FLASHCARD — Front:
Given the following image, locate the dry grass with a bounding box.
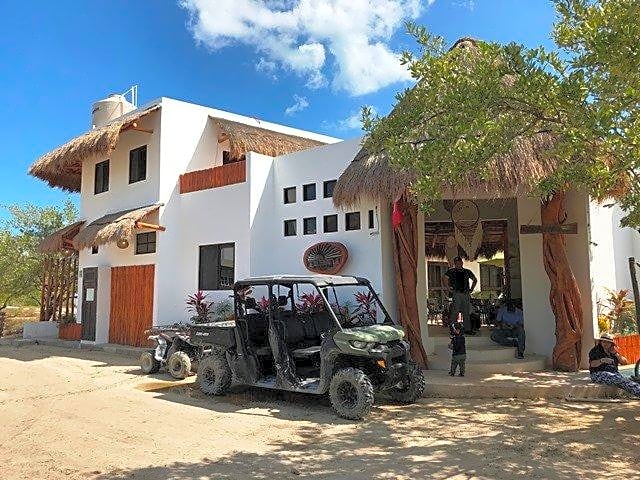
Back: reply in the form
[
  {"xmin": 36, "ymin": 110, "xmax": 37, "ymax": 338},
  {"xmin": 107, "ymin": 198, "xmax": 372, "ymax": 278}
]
[
  {"xmin": 1, "ymin": 306, "xmax": 39, "ymax": 337},
  {"xmin": 214, "ymin": 117, "xmax": 326, "ymax": 160},
  {"xmin": 72, "ymin": 204, "xmax": 160, "ymax": 250},
  {"xmin": 28, "ymin": 106, "xmax": 159, "ymax": 192}
]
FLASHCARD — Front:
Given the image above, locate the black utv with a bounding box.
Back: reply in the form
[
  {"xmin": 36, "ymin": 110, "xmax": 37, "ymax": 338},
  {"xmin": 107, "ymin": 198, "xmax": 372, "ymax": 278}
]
[{"xmin": 190, "ymin": 275, "xmax": 425, "ymax": 420}]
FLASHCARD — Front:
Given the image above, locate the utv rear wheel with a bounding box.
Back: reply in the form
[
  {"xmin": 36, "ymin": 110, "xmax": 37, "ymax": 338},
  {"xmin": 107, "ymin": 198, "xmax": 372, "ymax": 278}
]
[
  {"xmin": 197, "ymin": 354, "xmax": 232, "ymax": 395},
  {"xmin": 140, "ymin": 350, "xmax": 160, "ymax": 374},
  {"xmin": 329, "ymin": 368, "xmax": 374, "ymax": 420},
  {"xmin": 388, "ymin": 362, "xmax": 425, "ymax": 404},
  {"xmin": 168, "ymin": 351, "xmax": 191, "ymax": 379}
]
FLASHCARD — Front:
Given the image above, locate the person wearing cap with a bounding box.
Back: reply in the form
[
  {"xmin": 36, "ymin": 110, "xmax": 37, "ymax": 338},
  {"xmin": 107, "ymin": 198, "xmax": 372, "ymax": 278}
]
[
  {"xmin": 445, "ymin": 257, "xmax": 478, "ymax": 334},
  {"xmin": 589, "ymin": 333, "xmax": 640, "ymax": 397}
]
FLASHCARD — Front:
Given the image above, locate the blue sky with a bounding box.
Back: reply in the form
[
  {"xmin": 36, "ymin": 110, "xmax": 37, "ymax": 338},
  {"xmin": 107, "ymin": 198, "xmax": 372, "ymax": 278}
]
[{"xmin": 0, "ymin": 0, "xmax": 556, "ymax": 219}]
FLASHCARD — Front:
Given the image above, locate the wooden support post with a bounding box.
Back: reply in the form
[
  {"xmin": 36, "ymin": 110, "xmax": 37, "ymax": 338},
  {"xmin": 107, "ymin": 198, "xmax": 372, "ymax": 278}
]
[
  {"xmin": 628, "ymin": 257, "xmax": 640, "ymax": 334},
  {"xmin": 134, "ymin": 221, "xmax": 166, "ymax": 232},
  {"xmin": 540, "ymin": 192, "xmax": 583, "ymax": 371}
]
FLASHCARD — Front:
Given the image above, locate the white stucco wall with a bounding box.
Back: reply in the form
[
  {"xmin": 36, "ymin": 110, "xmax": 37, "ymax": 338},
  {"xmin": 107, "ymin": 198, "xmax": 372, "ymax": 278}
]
[{"xmin": 248, "ymin": 138, "xmax": 386, "ymax": 293}]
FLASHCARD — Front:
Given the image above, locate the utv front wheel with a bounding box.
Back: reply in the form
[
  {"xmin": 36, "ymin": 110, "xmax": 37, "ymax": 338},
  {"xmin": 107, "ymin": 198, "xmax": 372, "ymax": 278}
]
[
  {"xmin": 140, "ymin": 350, "xmax": 160, "ymax": 374},
  {"xmin": 329, "ymin": 368, "xmax": 374, "ymax": 420},
  {"xmin": 168, "ymin": 351, "xmax": 192, "ymax": 379},
  {"xmin": 197, "ymin": 354, "xmax": 232, "ymax": 395},
  {"xmin": 388, "ymin": 362, "xmax": 425, "ymax": 404}
]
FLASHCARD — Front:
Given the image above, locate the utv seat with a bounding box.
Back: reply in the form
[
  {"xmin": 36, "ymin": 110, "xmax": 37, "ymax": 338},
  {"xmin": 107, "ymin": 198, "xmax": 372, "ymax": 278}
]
[{"xmin": 291, "ymin": 345, "xmax": 321, "ymax": 359}]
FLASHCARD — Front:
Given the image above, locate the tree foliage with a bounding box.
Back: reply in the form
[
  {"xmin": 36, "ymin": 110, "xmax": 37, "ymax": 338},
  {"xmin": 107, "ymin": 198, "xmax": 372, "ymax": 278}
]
[
  {"xmin": 362, "ymin": 0, "xmax": 640, "ymax": 226},
  {"xmin": 0, "ymin": 200, "xmax": 77, "ymax": 310}
]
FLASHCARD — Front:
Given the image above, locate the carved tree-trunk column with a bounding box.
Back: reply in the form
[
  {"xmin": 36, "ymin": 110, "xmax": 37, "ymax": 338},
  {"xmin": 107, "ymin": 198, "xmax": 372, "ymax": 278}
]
[
  {"xmin": 392, "ymin": 195, "xmax": 429, "ymax": 367},
  {"xmin": 541, "ymin": 191, "xmax": 583, "ymax": 371}
]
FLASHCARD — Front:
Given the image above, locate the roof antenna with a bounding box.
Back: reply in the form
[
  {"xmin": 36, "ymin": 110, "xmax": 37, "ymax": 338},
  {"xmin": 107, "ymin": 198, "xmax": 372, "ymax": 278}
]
[{"xmin": 122, "ymin": 85, "xmax": 138, "ymax": 108}]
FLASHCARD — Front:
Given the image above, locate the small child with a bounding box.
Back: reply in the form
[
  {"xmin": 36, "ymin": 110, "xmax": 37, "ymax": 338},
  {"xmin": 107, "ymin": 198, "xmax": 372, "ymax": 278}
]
[{"xmin": 448, "ymin": 321, "xmax": 467, "ymax": 377}]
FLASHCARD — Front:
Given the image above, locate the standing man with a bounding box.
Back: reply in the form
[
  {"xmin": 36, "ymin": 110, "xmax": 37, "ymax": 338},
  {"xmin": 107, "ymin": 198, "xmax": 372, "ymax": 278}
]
[{"xmin": 445, "ymin": 256, "xmax": 478, "ymax": 334}]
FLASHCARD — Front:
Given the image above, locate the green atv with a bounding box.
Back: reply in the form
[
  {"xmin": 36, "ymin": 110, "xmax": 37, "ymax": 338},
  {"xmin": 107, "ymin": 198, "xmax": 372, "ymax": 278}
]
[{"xmin": 190, "ymin": 275, "xmax": 425, "ymax": 420}]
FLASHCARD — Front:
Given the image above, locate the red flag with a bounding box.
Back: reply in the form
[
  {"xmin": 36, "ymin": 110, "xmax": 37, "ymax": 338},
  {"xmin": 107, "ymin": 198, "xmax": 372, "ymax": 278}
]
[{"xmin": 392, "ymin": 200, "xmax": 404, "ymax": 228}]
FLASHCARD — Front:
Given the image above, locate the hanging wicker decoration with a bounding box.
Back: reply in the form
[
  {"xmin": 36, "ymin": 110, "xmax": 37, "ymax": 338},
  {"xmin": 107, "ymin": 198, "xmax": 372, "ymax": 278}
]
[
  {"xmin": 303, "ymin": 242, "xmax": 348, "ymax": 275},
  {"xmin": 445, "ymin": 235, "xmax": 459, "ymax": 265},
  {"xmin": 116, "ymin": 238, "xmax": 130, "ymax": 250},
  {"xmin": 451, "ymin": 200, "xmax": 483, "ymax": 260}
]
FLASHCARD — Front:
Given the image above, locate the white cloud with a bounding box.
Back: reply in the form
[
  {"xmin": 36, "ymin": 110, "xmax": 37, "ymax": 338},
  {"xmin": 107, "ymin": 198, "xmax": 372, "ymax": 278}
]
[
  {"xmin": 180, "ymin": 0, "xmax": 433, "ymax": 96},
  {"xmin": 453, "ymin": 0, "xmax": 474, "ymax": 10},
  {"xmin": 324, "ymin": 106, "xmax": 377, "ymax": 131},
  {"xmin": 256, "ymin": 57, "xmax": 278, "ymax": 80},
  {"xmin": 284, "ymin": 94, "xmax": 310, "ymax": 115}
]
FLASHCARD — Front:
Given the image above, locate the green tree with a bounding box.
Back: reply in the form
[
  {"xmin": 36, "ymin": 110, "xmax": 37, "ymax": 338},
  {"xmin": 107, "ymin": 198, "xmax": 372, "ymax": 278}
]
[
  {"xmin": 0, "ymin": 200, "xmax": 77, "ymax": 312},
  {"xmin": 362, "ymin": 0, "xmax": 639, "ymax": 371}
]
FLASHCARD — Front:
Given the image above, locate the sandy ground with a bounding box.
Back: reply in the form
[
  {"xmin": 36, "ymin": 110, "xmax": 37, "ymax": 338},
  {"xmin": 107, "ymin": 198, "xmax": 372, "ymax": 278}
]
[{"xmin": 0, "ymin": 345, "xmax": 638, "ymax": 480}]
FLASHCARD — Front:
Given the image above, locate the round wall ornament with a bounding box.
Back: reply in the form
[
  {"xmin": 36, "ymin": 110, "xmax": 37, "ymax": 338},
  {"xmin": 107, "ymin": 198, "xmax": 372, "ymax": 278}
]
[
  {"xmin": 451, "ymin": 199, "xmax": 479, "ymax": 228},
  {"xmin": 303, "ymin": 242, "xmax": 348, "ymax": 275}
]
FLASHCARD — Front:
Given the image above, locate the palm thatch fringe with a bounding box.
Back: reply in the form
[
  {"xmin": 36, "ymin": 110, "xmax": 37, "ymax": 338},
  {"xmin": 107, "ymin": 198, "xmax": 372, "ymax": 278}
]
[
  {"xmin": 29, "ymin": 106, "xmax": 160, "ymax": 192},
  {"xmin": 333, "ymin": 132, "xmax": 557, "ymax": 208},
  {"xmin": 213, "ymin": 117, "xmax": 327, "ymax": 159},
  {"xmin": 72, "ymin": 204, "xmax": 161, "ymax": 250},
  {"xmin": 38, "ymin": 221, "xmax": 85, "ymax": 253}
]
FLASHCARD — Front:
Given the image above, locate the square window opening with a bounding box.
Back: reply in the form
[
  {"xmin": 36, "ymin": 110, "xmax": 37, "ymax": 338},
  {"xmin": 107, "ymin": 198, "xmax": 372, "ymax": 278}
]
[
  {"xmin": 135, "ymin": 232, "xmax": 157, "ymax": 255},
  {"xmin": 284, "ymin": 187, "xmax": 297, "ymax": 204},
  {"xmin": 303, "ymin": 183, "xmax": 316, "ymax": 201},
  {"xmin": 303, "ymin": 217, "xmax": 317, "ymax": 235},
  {"xmin": 323, "ymin": 180, "xmax": 337, "ymax": 198},
  {"xmin": 199, "ymin": 243, "xmax": 235, "ymax": 290},
  {"xmin": 94, "ymin": 160, "xmax": 109, "ymax": 194},
  {"xmin": 323, "ymin": 214, "xmax": 338, "ymax": 233},
  {"xmin": 129, "ymin": 145, "xmax": 147, "ymax": 184},
  {"xmin": 284, "ymin": 219, "xmax": 297, "ymax": 237},
  {"xmin": 345, "ymin": 212, "xmax": 361, "ymax": 231}
]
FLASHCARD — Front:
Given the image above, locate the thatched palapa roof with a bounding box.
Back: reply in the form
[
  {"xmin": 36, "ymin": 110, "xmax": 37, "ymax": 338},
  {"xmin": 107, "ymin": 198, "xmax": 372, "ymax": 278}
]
[
  {"xmin": 213, "ymin": 117, "xmax": 326, "ymax": 159},
  {"xmin": 37, "ymin": 221, "xmax": 85, "ymax": 253},
  {"xmin": 72, "ymin": 204, "xmax": 161, "ymax": 250},
  {"xmin": 29, "ymin": 106, "xmax": 160, "ymax": 192},
  {"xmin": 333, "ymin": 133, "xmax": 558, "ymax": 208}
]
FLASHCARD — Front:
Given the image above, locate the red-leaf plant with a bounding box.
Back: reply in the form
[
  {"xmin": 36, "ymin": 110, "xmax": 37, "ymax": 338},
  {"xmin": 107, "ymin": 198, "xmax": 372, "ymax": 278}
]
[
  {"xmin": 186, "ymin": 291, "xmax": 213, "ymax": 323},
  {"xmin": 354, "ymin": 290, "xmax": 377, "ymax": 321},
  {"xmin": 296, "ymin": 292, "xmax": 325, "ymax": 315}
]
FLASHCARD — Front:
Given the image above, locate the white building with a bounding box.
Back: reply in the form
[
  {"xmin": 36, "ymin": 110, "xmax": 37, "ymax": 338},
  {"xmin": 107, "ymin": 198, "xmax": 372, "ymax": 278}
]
[{"xmin": 31, "ymin": 94, "xmax": 640, "ymax": 370}]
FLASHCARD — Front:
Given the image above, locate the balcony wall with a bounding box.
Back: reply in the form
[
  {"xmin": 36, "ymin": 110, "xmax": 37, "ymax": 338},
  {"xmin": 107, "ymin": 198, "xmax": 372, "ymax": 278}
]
[{"xmin": 179, "ymin": 160, "xmax": 246, "ymax": 194}]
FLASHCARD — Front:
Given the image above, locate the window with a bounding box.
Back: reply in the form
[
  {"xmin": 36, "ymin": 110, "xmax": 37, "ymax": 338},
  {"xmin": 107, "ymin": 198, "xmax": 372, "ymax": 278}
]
[
  {"xmin": 91, "ymin": 246, "xmax": 99, "ymax": 255},
  {"xmin": 303, "ymin": 183, "xmax": 316, "ymax": 201},
  {"xmin": 129, "ymin": 146, "xmax": 147, "ymax": 184},
  {"xmin": 135, "ymin": 232, "xmax": 156, "ymax": 254},
  {"xmin": 368, "ymin": 210, "xmax": 375, "ymax": 229},
  {"xmin": 94, "ymin": 160, "xmax": 109, "ymax": 194},
  {"xmin": 199, "ymin": 243, "xmax": 235, "ymax": 290},
  {"xmin": 303, "ymin": 217, "xmax": 317, "ymax": 235},
  {"xmin": 323, "ymin": 180, "xmax": 336, "ymax": 198},
  {"xmin": 284, "ymin": 219, "xmax": 297, "ymax": 237},
  {"xmin": 345, "ymin": 212, "xmax": 361, "ymax": 231},
  {"xmin": 283, "ymin": 187, "xmax": 297, "ymax": 204},
  {"xmin": 323, "ymin": 214, "xmax": 338, "ymax": 233}
]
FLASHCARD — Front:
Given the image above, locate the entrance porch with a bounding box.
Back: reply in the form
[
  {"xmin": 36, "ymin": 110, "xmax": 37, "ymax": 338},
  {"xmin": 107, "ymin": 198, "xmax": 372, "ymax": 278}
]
[{"xmin": 416, "ymin": 193, "xmax": 597, "ymax": 372}]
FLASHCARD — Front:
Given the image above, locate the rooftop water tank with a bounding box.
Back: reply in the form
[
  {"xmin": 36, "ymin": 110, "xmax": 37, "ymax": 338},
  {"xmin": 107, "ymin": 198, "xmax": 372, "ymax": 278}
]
[{"xmin": 91, "ymin": 94, "xmax": 136, "ymax": 129}]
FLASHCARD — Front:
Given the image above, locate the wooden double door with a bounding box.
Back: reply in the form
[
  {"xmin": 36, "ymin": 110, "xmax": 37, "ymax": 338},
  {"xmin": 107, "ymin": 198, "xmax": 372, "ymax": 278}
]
[{"xmin": 109, "ymin": 264, "xmax": 155, "ymax": 347}]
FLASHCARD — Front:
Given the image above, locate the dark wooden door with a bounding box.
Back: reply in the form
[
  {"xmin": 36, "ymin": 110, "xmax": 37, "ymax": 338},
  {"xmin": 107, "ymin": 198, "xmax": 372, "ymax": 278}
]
[
  {"xmin": 109, "ymin": 265, "xmax": 155, "ymax": 347},
  {"xmin": 81, "ymin": 267, "xmax": 98, "ymax": 341}
]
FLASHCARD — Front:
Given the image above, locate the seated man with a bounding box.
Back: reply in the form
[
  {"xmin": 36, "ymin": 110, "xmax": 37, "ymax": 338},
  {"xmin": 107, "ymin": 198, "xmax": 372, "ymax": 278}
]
[
  {"xmin": 490, "ymin": 301, "xmax": 526, "ymax": 359},
  {"xmin": 589, "ymin": 333, "xmax": 640, "ymax": 397}
]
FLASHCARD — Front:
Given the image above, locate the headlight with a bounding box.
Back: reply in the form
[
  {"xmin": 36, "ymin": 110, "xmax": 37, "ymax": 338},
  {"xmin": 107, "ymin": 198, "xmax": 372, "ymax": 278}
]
[{"xmin": 350, "ymin": 340, "xmax": 370, "ymax": 349}]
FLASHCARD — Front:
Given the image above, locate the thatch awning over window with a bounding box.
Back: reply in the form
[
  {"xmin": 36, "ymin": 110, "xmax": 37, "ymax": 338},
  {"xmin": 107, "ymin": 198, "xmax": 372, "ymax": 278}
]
[
  {"xmin": 73, "ymin": 204, "xmax": 162, "ymax": 250},
  {"xmin": 29, "ymin": 105, "xmax": 160, "ymax": 192},
  {"xmin": 333, "ymin": 133, "xmax": 558, "ymax": 208},
  {"xmin": 37, "ymin": 221, "xmax": 85, "ymax": 253},
  {"xmin": 213, "ymin": 117, "xmax": 327, "ymax": 160}
]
